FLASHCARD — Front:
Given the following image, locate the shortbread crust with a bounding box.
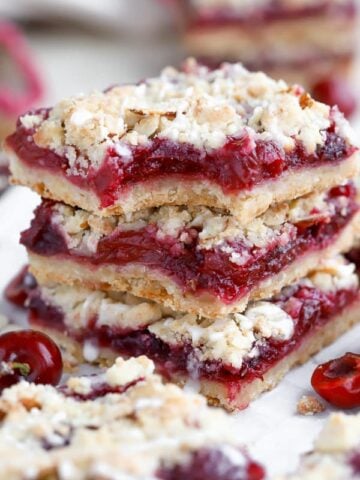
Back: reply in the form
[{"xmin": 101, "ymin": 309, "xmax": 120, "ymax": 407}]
[{"xmin": 9, "ymin": 149, "xmax": 360, "ymax": 222}]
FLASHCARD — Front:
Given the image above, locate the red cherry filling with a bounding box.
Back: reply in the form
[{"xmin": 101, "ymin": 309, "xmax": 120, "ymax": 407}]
[
  {"xmin": 6, "ymin": 112, "xmax": 355, "ymax": 209},
  {"xmin": 348, "ymin": 450, "xmax": 360, "ymax": 474},
  {"xmin": 28, "ymin": 277, "xmax": 358, "ymax": 406},
  {"xmin": 0, "ymin": 330, "xmax": 63, "ymax": 392},
  {"xmin": 4, "ymin": 266, "xmax": 37, "ymax": 307},
  {"xmin": 312, "ymin": 78, "xmax": 357, "ymax": 118},
  {"xmin": 158, "ymin": 448, "xmax": 265, "ymax": 480},
  {"xmin": 311, "ymin": 353, "xmax": 360, "ymax": 409},
  {"xmin": 20, "ymin": 185, "xmax": 358, "ymax": 304}
]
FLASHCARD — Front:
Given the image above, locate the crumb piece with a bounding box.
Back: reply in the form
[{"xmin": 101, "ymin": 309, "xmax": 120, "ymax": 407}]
[
  {"xmin": 105, "ymin": 356, "xmax": 154, "ymax": 386},
  {"xmin": 0, "ymin": 314, "xmax": 9, "ymax": 330},
  {"xmin": 297, "ymin": 395, "xmax": 325, "ymax": 416},
  {"xmin": 66, "ymin": 376, "xmax": 92, "ymax": 396}
]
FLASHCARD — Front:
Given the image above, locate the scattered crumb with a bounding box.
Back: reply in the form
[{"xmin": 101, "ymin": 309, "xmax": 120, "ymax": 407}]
[
  {"xmin": 0, "ymin": 314, "xmax": 9, "ymax": 330},
  {"xmin": 297, "ymin": 395, "xmax": 325, "ymax": 416},
  {"xmin": 98, "ymin": 357, "xmax": 115, "ymax": 369},
  {"xmin": 62, "ymin": 360, "xmax": 77, "ymax": 374}
]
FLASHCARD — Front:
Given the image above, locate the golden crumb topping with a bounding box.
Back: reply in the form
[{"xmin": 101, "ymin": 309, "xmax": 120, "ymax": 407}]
[
  {"xmin": 296, "ymin": 395, "xmax": 325, "ymax": 416},
  {"xmin": 51, "ymin": 188, "xmax": 341, "ymax": 259},
  {"xmin": 17, "ymin": 59, "xmax": 353, "ymax": 177}
]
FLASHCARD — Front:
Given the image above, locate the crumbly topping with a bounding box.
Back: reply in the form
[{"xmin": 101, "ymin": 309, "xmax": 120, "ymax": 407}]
[
  {"xmin": 40, "ymin": 284, "xmax": 296, "ymax": 370},
  {"xmin": 20, "ymin": 112, "xmax": 43, "ymax": 130},
  {"xmin": 149, "ymin": 302, "xmax": 294, "ymax": 369},
  {"xmin": 0, "ymin": 356, "xmax": 244, "ymax": 479},
  {"xmin": 305, "ymin": 256, "xmax": 359, "ymax": 293},
  {"xmin": 66, "ymin": 376, "xmax": 93, "ymax": 396},
  {"xmin": 279, "ymin": 412, "xmax": 360, "ymax": 479},
  {"xmin": 296, "ymin": 395, "xmax": 325, "ymax": 416},
  {"xmin": 18, "ymin": 59, "xmax": 349, "ymax": 176},
  {"xmin": 105, "ymin": 356, "xmax": 154, "ymax": 386},
  {"xmin": 51, "ymin": 188, "xmax": 338, "ymax": 260}
]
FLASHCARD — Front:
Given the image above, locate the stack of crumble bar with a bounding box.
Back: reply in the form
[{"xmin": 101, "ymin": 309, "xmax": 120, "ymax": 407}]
[
  {"xmin": 180, "ymin": 0, "xmax": 358, "ymax": 95},
  {"xmin": 5, "ymin": 59, "xmax": 360, "ymax": 410}
]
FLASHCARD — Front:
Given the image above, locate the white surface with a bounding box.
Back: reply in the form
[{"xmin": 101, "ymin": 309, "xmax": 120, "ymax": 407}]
[{"xmin": 0, "ymin": 25, "xmax": 360, "ymax": 478}]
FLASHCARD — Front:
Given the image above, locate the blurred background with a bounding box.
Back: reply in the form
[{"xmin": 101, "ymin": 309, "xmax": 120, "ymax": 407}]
[{"xmin": 0, "ymin": 0, "xmax": 183, "ymax": 101}]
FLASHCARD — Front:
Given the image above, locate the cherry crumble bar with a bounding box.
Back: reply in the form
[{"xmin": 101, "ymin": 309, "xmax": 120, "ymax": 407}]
[
  {"xmin": 21, "ymin": 184, "xmax": 359, "ymax": 318},
  {"xmin": 182, "ymin": 1, "xmax": 357, "ymax": 91},
  {"xmin": 0, "ymin": 355, "xmax": 265, "ymax": 479},
  {"xmin": 5, "ymin": 59, "xmax": 359, "ymax": 222},
  {"xmin": 278, "ymin": 413, "xmax": 360, "ymax": 479},
  {"xmin": 18, "ymin": 256, "xmax": 360, "ymax": 410}
]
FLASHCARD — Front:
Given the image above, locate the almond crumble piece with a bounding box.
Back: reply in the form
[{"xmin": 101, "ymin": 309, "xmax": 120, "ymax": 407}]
[{"xmin": 297, "ymin": 395, "xmax": 326, "ymax": 416}]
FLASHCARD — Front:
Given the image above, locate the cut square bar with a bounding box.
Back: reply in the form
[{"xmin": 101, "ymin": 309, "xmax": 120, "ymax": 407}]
[
  {"xmin": 182, "ymin": 1, "xmax": 357, "ymax": 91},
  {"xmin": 21, "ymin": 184, "xmax": 359, "ymax": 317},
  {"xmin": 6, "ymin": 60, "xmax": 359, "ymax": 222},
  {"xmin": 23, "ymin": 257, "xmax": 360, "ymax": 410}
]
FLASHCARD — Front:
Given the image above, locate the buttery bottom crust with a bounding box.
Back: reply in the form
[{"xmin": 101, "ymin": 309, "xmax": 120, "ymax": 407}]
[
  {"xmin": 32, "ymin": 296, "xmax": 360, "ymax": 411},
  {"xmin": 28, "ymin": 215, "xmax": 358, "ymax": 318},
  {"xmin": 9, "ymin": 149, "xmax": 359, "ymax": 224}
]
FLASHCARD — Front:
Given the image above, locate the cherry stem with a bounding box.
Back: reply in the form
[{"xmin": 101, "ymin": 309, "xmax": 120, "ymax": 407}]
[{"xmin": 0, "ymin": 361, "xmax": 31, "ymax": 377}]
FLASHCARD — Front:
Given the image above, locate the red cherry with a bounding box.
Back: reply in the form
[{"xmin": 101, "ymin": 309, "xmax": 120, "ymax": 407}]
[
  {"xmin": 247, "ymin": 462, "xmax": 266, "ymax": 480},
  {"xmin": 4, "ymin": 266, "xmax": 37, "ymax": 307},
  {"xmin": 311, "ymin": 353, "xmax": 360, "ymax": 409},
  {"xmin": 312, "ymin": 78, "xmax": 357, "ymax": 118},
  {"xmin": 0, "ymin": 330, "xmax": 63, "ymax": 392}
]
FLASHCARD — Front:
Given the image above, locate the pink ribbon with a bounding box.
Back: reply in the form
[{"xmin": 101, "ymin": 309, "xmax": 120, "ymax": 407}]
[{"xmin": 0, "ymin": 22, "xmax": 43, "ymax": 117}]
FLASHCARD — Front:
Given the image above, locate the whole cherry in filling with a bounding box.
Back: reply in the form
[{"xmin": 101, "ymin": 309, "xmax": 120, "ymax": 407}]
[
  {"xmin": 0, "ymin": 330, "xmax": 63, "ymax": 392},
  {"xmin": 311, "ymin": 353, "xmax": 360, "ymax": 409},
  {"xmin": 4, "ymin": 265, "xmax": 37, "ymax": 307}
]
